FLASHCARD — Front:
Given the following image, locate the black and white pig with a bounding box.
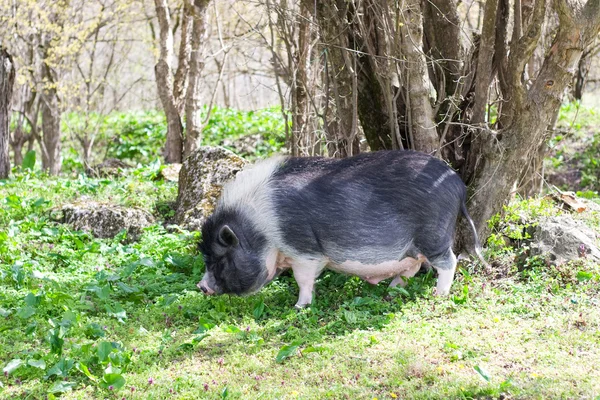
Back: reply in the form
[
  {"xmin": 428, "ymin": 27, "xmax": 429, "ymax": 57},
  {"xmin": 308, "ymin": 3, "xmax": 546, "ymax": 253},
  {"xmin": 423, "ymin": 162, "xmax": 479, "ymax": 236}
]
[{"xmin": 198, "ymin": 150, "xmax": 485, "ymax": 308}]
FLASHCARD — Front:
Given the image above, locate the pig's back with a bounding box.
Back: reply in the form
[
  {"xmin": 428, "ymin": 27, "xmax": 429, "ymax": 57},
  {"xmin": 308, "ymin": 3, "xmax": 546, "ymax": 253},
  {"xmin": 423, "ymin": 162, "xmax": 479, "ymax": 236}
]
[{"xmin": 269, "ymin": 150, "xmax": 465, "ymax": 264}]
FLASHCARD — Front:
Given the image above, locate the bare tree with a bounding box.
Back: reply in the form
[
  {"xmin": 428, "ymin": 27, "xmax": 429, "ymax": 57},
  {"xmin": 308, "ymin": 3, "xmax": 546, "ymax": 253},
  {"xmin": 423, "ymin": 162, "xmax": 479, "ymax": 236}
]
[
  {"xmin": 153, "ymin": 0, "xmax": 215, "ymax": 162},
  {"xmin": 460, "ymin": 0, "xmax": 600, "ymax": 242},
  {"xmin": 184, "ymin": 0, "xmax": 212, "ymax": 157},
  {"xmin": 0, "ymin": 47, "xmax": 15, "ymax": 179},
  {"xmin": 154, "ymin": 0, "xmax": 188, "ymax": 163},
  {"xmin": 39, "ymin": 25, "xmax": 62, "ymax": 175},
  {"xmin": 10, "ymin": 83, "xmax": 38, "ymax": 168}
]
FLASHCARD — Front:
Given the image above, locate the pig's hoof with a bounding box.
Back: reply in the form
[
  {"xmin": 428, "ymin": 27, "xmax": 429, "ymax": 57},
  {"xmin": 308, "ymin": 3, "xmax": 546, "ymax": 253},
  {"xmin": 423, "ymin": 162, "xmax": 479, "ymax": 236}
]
[
  {"xmin": 433, "ymin": 287, "xmax": 450, "ymax": 296},
  {"xmin": 294, "ymin": 303, "xmax": 309, "ymax": 310}
]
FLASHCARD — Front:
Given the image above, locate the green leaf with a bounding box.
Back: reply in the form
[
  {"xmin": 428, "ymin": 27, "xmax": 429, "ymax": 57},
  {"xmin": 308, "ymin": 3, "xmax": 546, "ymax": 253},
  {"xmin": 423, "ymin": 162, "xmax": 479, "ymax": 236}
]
[
  {"xmin": 101, "ymin": 373, "xmax": 126, "ymax": 390},
  {"xmin": 16, "ymin": 306, "xmax": 36, "ymax": 319},
  {"xmin": 27, "ymin": 359, "xmax": 46, "ymax": 369},
  {"xmin": 221, "ymin": 386, "xmax": 229, "ymax": 399},
  {"xmin": 343, "ymin": 310, "xmax": 357, "ymax": 324},
  {"xmin": 302, "ymin": 346, "xmax": 326, "ymax": 355},
  {"xmin": 473, "ymin": 365, "xmax": 491, "ymax": 382},
  {"xmin": 77, "ymin": 362, "xmax": 97, "ymax": 382},
  {"xmin": 391, "ymin": 286, "xmax": 410, "ymax": 297},
  {"xmin": 25, "ymin": 322, "xmax": 37, "ymax": 335},
  {"xmin": 253, "ymin": 299, "xmax": 265, "ymax": 320},
  {"xmin": 24, "ymin": 292, "xmax": 42, "ymax": 307},
  {"xmin": 48, "ymin": 381, "xmax": 75, "ymax": 394},
  {"xmin": 49, "ymin": 329, "xmax": 65, "ymax": 355},
  {"xmin": 275, "ymin": 340, "xmax": 302, "ymax": 363},
  {"xmin": 576, "ymin": 271, "xmax": 593, "ymax": 282},
  {"xmin": 84, "ymin": 323, "xmax": 106, "ymax": 339},
  {"xmin": 46, "ymin": 358, "xmax": 74, "ymax": 378},
  {"xmin": 223, "ymin": 325, "xmax": 241, "ymax": 334},
  {"xmin": 32, "ymin": 197, "xmax": 48, "ymax": 209},
  {"xmin": 192, "ymin": 333, "xmax": 210, "ymax": 344},
  {"xmin": 0, "ymin": 307, "xmax": 11, "ymax": 317},
  {"xmin": 97, "ymin": 342, "xmax": 114, "ymax": 362},
  {"xmin": 106, "ymin": 303, "xmax": 127, "ymax": 322},
  {"xmin": 116, "ymin": 281, "xmax": 137, "ymax": 294},
  {"xmin": 3, "ymin": 359, "xmax": 23, "ymax": 374},
  {"xmin": 22, "ymin": 150, "xmax": 36, "ymax": 170},
  {"xmin": 193, "ymin": 318, "xmax": 215, "ymax": 334}
]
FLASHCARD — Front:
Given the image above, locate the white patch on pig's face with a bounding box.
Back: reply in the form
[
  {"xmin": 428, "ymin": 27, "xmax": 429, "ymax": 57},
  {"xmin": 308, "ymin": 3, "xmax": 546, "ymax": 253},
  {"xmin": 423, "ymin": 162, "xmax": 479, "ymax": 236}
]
[
  {"xmin": 217, "ymin": 156, "xmax": 293, "ymax": 256},
  {"xmin": 329, "ymin": 254, "xmax": 427, "ymax": 285}
]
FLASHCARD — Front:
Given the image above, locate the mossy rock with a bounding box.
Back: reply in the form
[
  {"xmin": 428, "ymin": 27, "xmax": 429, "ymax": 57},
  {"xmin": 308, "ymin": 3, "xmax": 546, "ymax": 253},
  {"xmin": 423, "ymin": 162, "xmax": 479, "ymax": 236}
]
[
  {"xmin": 175, "ymin": 146, "xmax": 247, "ymax": 231},
  {"xmin": 56, "ymin": 200, "xmax": 155, "ymax": 240}
]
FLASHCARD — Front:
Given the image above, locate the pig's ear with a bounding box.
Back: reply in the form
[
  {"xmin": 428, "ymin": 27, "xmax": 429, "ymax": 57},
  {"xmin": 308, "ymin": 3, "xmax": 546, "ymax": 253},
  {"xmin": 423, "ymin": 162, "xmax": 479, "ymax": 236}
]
[{"xmin": 218, "ymin": 225, "xmax": 239, "ymax": 248}]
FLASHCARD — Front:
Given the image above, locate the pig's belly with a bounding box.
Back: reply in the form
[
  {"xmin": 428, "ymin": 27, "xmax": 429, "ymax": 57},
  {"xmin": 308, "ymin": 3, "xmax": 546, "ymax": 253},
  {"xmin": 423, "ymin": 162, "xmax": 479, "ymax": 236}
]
[{"xmin": 328, "ymin": 255, "xmax": 426, "ymax": 284}]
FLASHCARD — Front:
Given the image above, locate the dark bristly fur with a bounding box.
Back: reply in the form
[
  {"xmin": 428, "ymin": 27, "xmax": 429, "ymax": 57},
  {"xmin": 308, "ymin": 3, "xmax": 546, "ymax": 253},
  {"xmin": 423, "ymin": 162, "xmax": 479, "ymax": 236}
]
[{"xmin": 200, "ymin": 209, "xmax": 268, "ymax": 295}]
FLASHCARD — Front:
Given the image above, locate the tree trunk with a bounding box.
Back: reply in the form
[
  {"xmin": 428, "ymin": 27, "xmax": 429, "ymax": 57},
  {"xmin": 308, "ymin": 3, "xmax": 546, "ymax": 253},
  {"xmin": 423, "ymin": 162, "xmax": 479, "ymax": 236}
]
[
  {"xmin": 422, "ymin": 0, "xmax": 469, "ymax": 163},
  {"xmin": 183, "ymin": 0, "xmax": 211, "ymax": 158},
  {"xmin": 460, "ymin": 0, "xmax": 600, "ymax": 246},
  {"xmin": 355, "ymin": 0, "xmax": 395, "ymax": 151},
  {"xmin": 80, "ymin": 136, "xmax": 95, "ymax": 169},
  {"xmin": 470, "ymin": 0, "xmax": 499, "ymax": 125},
  {"xmin": 290, "ymin": 0, "xmax": 313, "ymax": 156},
  {"xmin": 399, "ymin": 0, "xmax": 438, "ymax": 154},
  {"xmin": 12, "ymin": 119, "xmax": 25, "ymax": 167},
  {"xmin": 40, "ymin": 91, "xmax": 62, "ymax": 175},
  {"xmin": 154, "ymin": 0, "xmax": 184, "ymax": 164},
  {"xmin": 422, "ymin": 0, "xmax": 466, "ymax": 103},
  {"xmin": 174, "ymin": 2, "xmax": 193, "ymax": 115},
  {"xmin": 572, "ymin": 51, "xmax": 589, "ymax": 100},
  {"xmin": 40, "ymin": 51, "xmax": 62, "ymax": 175},
  {"xmin": 316, "ymin": 1, "xmax": 360, "ymax": 158},
  {"xmin": 0, "ymin": 48, "xmax": 15, "ymax": 179}
]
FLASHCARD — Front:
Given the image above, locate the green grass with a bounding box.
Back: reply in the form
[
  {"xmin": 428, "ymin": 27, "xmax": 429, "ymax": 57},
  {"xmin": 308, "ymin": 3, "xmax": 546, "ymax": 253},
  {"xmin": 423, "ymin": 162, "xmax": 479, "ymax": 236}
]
[{"xmin": 1, "ymin": 171, "xmax": 600, "ymax": 399}]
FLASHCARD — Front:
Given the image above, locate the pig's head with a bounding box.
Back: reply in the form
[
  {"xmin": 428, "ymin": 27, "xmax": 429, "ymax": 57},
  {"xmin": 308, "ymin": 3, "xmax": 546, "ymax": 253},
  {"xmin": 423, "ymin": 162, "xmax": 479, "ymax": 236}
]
[{"xmin": 198, "ymin": 210, "xmax": 268, "ymax": 296}]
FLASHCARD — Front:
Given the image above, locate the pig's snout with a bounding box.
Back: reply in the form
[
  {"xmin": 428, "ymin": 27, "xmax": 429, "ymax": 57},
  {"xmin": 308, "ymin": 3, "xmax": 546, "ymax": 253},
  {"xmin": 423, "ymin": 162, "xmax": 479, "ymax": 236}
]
[{"xmin": 197, "ymin": 280, "xmax": 215, "ymax": 295}]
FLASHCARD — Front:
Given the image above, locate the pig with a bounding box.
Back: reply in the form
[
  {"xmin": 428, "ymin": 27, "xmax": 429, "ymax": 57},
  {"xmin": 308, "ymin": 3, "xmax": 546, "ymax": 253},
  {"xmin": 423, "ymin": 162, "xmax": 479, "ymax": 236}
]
[{"xmin": 198, "ymin": 150, "xmax": 485, "ymax": 308}]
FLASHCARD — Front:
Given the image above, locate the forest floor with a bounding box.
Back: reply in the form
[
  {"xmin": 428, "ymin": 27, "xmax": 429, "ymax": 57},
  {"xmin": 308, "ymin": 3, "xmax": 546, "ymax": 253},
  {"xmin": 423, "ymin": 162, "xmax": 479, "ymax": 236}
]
[{"xmin": 1, "ymin": 169, "xmax": 599, "ymax": 400}]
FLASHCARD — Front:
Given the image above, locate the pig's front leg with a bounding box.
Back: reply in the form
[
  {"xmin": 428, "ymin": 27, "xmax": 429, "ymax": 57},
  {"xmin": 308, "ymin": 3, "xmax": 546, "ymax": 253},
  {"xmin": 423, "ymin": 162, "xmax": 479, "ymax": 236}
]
[{"xmin": 291, "ymin": 257, "xmax": 326, "ymax": 308}]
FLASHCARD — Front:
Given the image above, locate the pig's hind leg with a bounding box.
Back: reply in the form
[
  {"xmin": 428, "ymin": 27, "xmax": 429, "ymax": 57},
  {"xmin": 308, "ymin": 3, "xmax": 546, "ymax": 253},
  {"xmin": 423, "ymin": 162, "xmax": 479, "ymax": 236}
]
[
  {"xmin": 429, "ymin": 248, "xmax": 457, "ymax": 295},
  {"xmin": 291, "ymin": 258, "xmax": 326, "ymax": 308}
]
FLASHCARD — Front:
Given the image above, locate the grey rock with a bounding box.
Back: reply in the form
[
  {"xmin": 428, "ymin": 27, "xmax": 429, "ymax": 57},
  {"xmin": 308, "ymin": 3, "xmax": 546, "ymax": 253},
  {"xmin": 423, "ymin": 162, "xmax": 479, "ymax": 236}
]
[
  {"xmin": 57, "ymin": 201, "xmax": 155, "ymax": 240},
  {"xmin": 159, "ymin": 163, "xmax": 182, "ymax": 182},
  {"xmin": 175, "ymin": 146, "xmax": 247, "ymax": 231},
  {"xmin": 530, "ymin": 215, "xmax": 600, "ymax": 262},
  {"xmin": 86, "ymin": 158, "xmax": 133, "ymax": 178}
]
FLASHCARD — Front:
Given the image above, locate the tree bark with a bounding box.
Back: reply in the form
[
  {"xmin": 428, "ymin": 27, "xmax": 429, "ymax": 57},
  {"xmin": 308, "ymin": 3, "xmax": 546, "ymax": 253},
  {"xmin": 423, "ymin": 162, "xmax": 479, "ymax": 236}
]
[
  {"xmin": 0, "ymin": 48, "xmax": 15, "ymax": 179},
  {"xmin": 573, "ymin": 51, "xmax": 589, "ymax": 100},
  {"xmin": 174, "ymin": 2, "xmax": 193, "ymax": 115},
  {"xmin": 422, "ymin": 0, "xmax": 466, "ymax": 101},
  {"xmin": 290, "ymin": 0, "xmax": 313, "ymax": 156},
  {"xmin": 355, "ymin": 0, "xmax": 395, "ymax": 151},
  {"xmin": 39, "ymin": 39, "xmax": 62, "ymax": 175},
  {"xmin": 399, "ymin": 0, "xmax": 438, "ymax": 154},
  {"xmin": 12, "ymin": 93, "xmax": 39, "ymax": 168},
  {"xmin": 183, "ymin": 0, "xmax": 211, "ymax": 158},
  {"xmin": 470, "ymin": 0, "xmax": 499, "ymax": 125},
  {"xmin": 316, "ymin": 1, "xmax": 360, "ymax": 158},
  {"xmin": 154, "ymin": 0, "xmax": 184, "ymax": 164}
]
